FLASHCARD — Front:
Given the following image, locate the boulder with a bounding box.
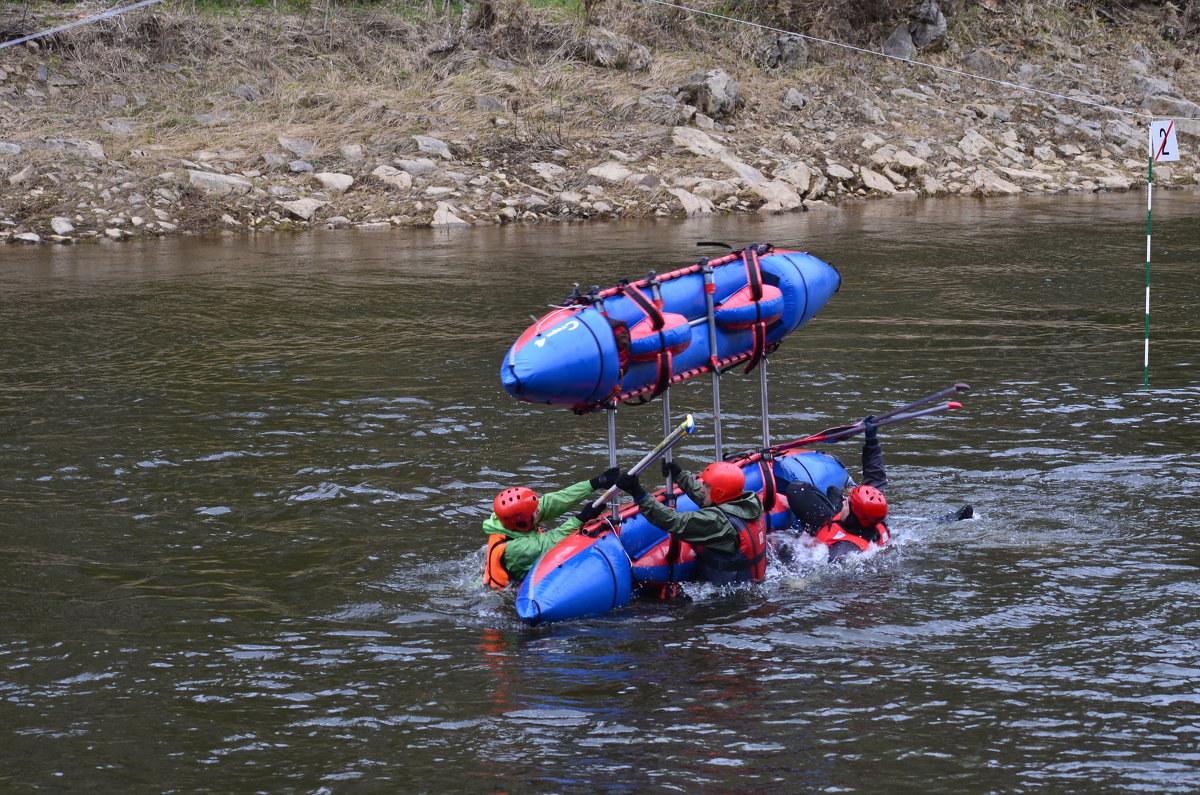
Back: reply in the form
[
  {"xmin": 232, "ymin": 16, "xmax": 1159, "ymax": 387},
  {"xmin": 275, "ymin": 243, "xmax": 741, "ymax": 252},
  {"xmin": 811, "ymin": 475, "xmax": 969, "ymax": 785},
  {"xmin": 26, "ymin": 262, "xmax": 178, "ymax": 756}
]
[
  {"xmin": 187, "ymin": 170, "xmax": 252, "ymax": 196},
  {"xmin": 313, "ymin": 172, "xmax": 354, "ymax": 194},
  {"xmin": 775, "ymin": 162, "xmax": 814, "ymax": 194},
  {"xmin": 958, "ymin": 129, "xmax": 996, "ymax": 156},
  {"xmin": 37, "ymin": 137, "xmax": 105, "ymax": 160},
  {"xmin": 753, "ymin": 34, "xmax": 807, "ymax": 69},
  {"xmin": 278, "ymin": 136, "xmax": 316, "ymax": 158},
  {"xmin": 587, "ymin": 161, "xmax": 633, "ymax": 183},
  {"xmin": 676, "ymin": 69, "xmax": 741, "ymax": 120},
  {"xmin": 910, "ymin": 0, "xmax": 947, "ymax": 51},
  {"xmin": 475, "ymin": 95, "xmax": 506, "ymax": 112},
  {"xmin": 278, "ymin": 198, "xmax": 326, "ymax": 220},
  {"xmin": 672, "ymin": 126, "xmax": 728, "ymax": 159},
  {"xmin": 372, "ymin": 165, "xmax": 413, "ymax": 190},
  {"xmin": 432, "ymin": 201, "xmax": 470, "ymax": 227},
  {"xmin": 8, "ymin": 165, "xmax": 35, "ymax": 185},
  {"xmin": 667, "ymin": 187, "xmax": 714, "ymax": 216},
  {"xmin": 967, "ymin": 167, "xmax": 1022, "ymax": 196},
  {"xmin": 413, "ymin": 135, "xmax": 453, "ymax": 160},
  {"xmin": 883, "ymin": 25, "xmax": 917, "ymax": 59},
  {"xmin": 860, "ymin": 168, "xmax": 897, "ymax": 194},
  {"xmin": 638, "ymin": 90, "xmax": 684, "ymax": 124},
  {"xmin": 395, "ymin": 158, "xmax": 439, "ymax": 176},
  {"xmin": 752, "ymin": 181, "xmax": 803, "ymax": 213},
  {"xmin": 585, "ymin": 28, "xmax": 651, "ymax": 71},
  {"xmin": 782, "ymin": 87, "xmax": 808, "ymax": 110}
]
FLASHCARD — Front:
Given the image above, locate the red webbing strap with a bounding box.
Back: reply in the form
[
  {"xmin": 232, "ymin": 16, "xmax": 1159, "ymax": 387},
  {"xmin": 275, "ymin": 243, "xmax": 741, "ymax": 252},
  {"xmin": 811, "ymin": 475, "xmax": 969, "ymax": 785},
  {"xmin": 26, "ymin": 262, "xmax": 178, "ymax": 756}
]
[
  {"xmin": 758, "ymin": 457, "xmax": 776, "ymax": 516},
  {"xmin": 621, "ymin": 282, "xmax": 675, "ymax": 402},
  {"xmin": 744, "ymin": 246, "xmax": 764, "ymax": 302},
  {"xmin": 611, "ymin": 349, "xmax": 751, "ymax": 407},
  {"xmin": 741, "ymin": 246, "xmax": 768, "ymax": 374},
  {"xmin": 743, "ymin": 322, "xmax": 767, "ymax": 374},
  {"xmin": 622, "ymin": 282, "xmax": 664, "ymax": 329},
  {"xmin": 647, "ymin": 350, "xmax": 672, "ymax": 401}
]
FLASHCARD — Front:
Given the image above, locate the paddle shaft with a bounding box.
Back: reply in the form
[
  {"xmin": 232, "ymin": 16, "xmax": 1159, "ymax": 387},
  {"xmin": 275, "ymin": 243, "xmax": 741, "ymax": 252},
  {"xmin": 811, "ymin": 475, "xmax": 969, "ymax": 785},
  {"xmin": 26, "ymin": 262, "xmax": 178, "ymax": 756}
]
[
  {"xmin": 771, "ymin": 401, "xmax": 962, "ymax": 453},
  {"xmin": 592, "ymin": 414, "xmax": 695, "ymax": 508},
  {"xmin": 876, "ymin": 382, "xmax": 970, "ymax": 422},
  {"xmin": 768, "ymin": 382, "xmax": 969, "ymax": 452}
]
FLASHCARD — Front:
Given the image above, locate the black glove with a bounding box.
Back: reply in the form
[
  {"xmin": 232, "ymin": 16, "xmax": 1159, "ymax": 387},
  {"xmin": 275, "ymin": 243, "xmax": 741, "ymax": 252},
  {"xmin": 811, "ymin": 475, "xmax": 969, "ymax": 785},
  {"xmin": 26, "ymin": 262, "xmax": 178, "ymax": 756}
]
[
  {"xmin": 590, "ymin": 466, "xmax": 620, "ymax": 490},
  {"xmin": 577, "ymin": 502, "xmax": 602, "ymax": 524},
  {"xmin": 615, "ymin": 471, "xmax": 646, "ymax": 502},
  {"xmin": 863, "ymin": 415, "xmax": 878, "ymax": 443},
  {"xmin": 661, "ymin": 459, "xmax": 683, "ymax": 480}
]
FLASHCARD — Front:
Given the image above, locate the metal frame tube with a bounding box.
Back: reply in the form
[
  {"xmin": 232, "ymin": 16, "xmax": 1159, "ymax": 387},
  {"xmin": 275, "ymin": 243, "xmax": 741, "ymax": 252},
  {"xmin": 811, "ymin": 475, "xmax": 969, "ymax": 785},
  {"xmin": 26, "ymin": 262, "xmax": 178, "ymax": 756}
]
[
  {"xmin": 758, "ymin": 357, "xmax": 771, "ymax": 450},
  {"xmin": 702, "ymin": 261, "xmax": 723, "ymax": 459}
]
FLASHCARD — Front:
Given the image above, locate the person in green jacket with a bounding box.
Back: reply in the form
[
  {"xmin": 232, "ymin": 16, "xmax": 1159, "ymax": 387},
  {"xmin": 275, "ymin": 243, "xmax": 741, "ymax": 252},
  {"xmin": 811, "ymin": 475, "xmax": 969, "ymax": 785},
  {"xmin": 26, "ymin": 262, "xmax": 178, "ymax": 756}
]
[
  {"xmin": 482, "ymin": 467, "xmax": 619, "ymax": 589},
  {"xmin": 615, "ymin": 460, "xmax": 767, "ymax": 585}
]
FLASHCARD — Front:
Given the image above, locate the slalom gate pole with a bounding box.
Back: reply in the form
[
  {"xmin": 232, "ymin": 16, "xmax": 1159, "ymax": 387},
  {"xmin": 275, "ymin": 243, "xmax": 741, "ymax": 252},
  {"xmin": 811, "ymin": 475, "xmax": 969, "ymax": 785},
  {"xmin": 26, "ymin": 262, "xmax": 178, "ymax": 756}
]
[
  {"xmin": 1145, "ymin": 151, "xmax": 1153, "ymax": 390},
  {"xmin": 1142, "ymin": 118, "xmax": 1181, "ymax": 389},
  {"xmin": 591, "ymin": 414, "xmax": 696, "ymax": 508}
]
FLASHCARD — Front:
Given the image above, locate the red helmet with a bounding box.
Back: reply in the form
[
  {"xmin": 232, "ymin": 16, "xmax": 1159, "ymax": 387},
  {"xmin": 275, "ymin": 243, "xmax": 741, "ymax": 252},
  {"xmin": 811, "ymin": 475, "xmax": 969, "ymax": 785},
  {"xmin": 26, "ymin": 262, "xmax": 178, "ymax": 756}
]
[
  {"xmin": 700, "ymin": 462, "xmax": 745, "ymax": 505},
  {"xmin": 848, "ymin": 485, "xmax": 888, "ymax": 523},
  {"xmin": 494, "ymin": 487, "xmax": 539, "ymax": 532}
]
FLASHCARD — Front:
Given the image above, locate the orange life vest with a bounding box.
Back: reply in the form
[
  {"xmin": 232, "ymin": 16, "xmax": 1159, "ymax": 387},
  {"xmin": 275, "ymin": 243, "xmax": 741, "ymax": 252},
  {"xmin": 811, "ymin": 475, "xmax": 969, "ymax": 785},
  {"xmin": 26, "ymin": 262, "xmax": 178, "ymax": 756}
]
[
  {"xmin": 483, "ymin": 533, "xmax": 510, "ymax": 590},
  {"xmin": 815, "ymin": 520, "xmax": 890, "ymax": 553}
]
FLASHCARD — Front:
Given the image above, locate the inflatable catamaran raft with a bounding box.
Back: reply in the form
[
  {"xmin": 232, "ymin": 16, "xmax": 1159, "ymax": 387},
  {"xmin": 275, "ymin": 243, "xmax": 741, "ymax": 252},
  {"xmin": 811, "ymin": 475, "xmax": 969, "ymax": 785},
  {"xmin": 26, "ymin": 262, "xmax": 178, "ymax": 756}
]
[
  {"xmin": 511, "ymin": 390, "xmax": 968, "ymax": 625},
  {"xmin": 501, "ymin": 244, "xmax": 841, "ymax": 413},
  {"xmin": 496, "ymin": 243, "xmax": 847, "ymax": 623}
]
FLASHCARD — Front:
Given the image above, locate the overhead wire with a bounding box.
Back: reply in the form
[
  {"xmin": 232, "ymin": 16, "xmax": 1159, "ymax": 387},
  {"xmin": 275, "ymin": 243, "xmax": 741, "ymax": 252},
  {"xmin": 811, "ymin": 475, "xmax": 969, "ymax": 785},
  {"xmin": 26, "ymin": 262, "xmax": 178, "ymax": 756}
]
[
  {"xmin": 1, "ymin": 0, "xmax": 1192, "ymax": 122},
  {"xmin": 0, "ymin": 0, "xmax": 168, "ymax": 52},
  {"xmin": 643, "ymin": 0, "xmax": 1199, "ymax": 122}
]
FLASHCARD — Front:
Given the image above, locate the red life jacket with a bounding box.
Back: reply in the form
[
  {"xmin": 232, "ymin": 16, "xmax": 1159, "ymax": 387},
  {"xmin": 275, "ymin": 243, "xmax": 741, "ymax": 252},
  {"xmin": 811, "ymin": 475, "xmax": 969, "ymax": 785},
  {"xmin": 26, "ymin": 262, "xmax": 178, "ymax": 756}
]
[
  {"xmin": 483, "ymin": 533, "xmax": 510, "ymax": 590},
  {"xmin": 815, "ymin": 519, "xmax": 890, "ymax": 553},
  {"xmin": 697, "ymin": 512, "xmax": 767, "ymax": 585}
]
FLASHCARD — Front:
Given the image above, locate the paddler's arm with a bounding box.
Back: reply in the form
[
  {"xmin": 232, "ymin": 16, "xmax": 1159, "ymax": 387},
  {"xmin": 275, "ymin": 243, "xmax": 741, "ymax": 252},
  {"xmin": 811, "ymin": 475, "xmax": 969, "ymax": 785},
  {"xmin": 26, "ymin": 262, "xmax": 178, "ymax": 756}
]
[
  {"xmin": 535, "ymin": 479, "xmax": 595, "ymax": 526},
  {"xmin": 634, "ymin": 495, "xmax": 738, "ymax": 552},
  {"xmin": 672, "ymin": 468, "xmax": 708, "ymax": 506},
  {"xmin": 616, "ymin": 468, "xmax": 736, "ymax": 551},
  {"xmin": 861, "ymin": 416, "xmax": 888, "ymax": 493}
]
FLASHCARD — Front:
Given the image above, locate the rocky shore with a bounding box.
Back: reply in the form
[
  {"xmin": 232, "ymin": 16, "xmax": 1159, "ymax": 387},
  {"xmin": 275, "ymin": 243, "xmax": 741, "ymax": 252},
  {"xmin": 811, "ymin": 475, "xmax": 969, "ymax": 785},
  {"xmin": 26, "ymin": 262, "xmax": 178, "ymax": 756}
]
[{"xmin": 1, "ymin": 1, "xmax": 1198, "ymax": 245}]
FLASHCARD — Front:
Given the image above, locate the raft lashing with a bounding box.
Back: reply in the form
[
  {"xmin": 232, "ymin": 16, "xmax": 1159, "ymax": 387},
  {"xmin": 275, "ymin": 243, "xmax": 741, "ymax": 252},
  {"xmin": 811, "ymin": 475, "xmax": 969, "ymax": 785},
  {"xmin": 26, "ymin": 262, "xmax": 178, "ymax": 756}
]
[
  {"xmin": 515, "ymin": 449, "xmax": 849, "ymax": 625},
  {"xmin": 501, "ymin": 244, "xmax": 841, "ymax": 413}
]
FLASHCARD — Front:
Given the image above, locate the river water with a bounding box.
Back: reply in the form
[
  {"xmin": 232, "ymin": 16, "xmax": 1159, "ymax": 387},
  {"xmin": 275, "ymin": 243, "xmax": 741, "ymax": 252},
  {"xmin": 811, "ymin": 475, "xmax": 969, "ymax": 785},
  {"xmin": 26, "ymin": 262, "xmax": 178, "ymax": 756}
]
[{"xmin": 2, "ymin": 191, "xmax": 1198, "ymax": 793}]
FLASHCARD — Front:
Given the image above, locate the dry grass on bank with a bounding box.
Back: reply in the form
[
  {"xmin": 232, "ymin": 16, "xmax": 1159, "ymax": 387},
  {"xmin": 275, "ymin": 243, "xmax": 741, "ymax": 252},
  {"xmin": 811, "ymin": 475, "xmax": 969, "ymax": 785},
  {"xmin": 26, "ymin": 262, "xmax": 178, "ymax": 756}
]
[{"xmin": 1, "ymin": 0, "xmax": 1195, "ymax": 187}]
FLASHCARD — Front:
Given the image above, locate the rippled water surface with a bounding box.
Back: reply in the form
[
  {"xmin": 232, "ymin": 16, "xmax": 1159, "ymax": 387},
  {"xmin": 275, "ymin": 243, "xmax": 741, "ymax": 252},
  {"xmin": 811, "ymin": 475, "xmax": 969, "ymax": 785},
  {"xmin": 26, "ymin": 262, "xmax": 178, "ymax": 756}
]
[{"xmin": 2, "ymin": 192, "xmax": 1199, "ymax": 792}]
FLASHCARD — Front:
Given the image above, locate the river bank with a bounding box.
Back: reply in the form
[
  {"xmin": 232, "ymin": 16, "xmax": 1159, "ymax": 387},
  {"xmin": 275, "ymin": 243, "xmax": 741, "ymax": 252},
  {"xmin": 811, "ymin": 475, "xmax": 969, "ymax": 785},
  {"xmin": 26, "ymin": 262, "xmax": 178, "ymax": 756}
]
[{"xmin": 1, "ymin": 0, "xmax": 1198, "ymax": 245}]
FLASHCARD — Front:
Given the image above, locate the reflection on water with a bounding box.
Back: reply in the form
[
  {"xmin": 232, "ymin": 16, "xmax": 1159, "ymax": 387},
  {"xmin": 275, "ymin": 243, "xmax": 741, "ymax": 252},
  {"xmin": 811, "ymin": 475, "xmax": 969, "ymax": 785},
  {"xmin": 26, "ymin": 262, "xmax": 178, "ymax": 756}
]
[{"xmin": 1, "ymin": 191, "xmax": 1198, "ymax": 791}]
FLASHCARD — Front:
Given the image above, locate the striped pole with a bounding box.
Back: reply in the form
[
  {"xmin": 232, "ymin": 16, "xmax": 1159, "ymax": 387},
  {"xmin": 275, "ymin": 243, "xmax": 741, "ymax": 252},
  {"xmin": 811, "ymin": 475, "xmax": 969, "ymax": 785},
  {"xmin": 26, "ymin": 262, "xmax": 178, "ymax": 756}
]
[{"xmin": 1145, "ymin": 152, "xmax": 1153, "ymax": 390}]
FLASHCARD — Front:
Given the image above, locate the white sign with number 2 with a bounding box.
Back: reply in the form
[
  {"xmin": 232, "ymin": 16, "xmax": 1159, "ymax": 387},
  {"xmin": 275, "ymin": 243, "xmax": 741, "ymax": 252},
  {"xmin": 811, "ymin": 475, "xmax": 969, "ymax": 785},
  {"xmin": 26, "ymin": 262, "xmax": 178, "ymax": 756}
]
[{"xmin": 1150, "ymin": 120, "xmax": 1180, "ymax": 162}]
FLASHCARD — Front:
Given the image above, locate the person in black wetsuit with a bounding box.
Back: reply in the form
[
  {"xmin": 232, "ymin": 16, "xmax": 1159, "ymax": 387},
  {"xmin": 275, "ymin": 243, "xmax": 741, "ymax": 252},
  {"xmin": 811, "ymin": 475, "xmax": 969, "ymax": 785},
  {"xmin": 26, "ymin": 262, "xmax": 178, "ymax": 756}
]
[{"xmin": 784, "ymin": 415, "xmax": 890, "ymax": 563}]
